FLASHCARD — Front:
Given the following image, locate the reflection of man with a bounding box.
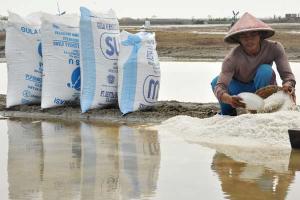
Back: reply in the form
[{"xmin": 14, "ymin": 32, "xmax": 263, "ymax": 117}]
[
  {"xmin": 211, "ymin": 12, "xmax": 296, "ymax": 116},
  {"xmin": 211, "ymin": 152, "xmax": 296, "ymax": 199}
]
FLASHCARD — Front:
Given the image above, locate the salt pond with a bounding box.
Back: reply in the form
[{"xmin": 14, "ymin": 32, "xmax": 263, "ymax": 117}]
[
  {"xmin": 1, "ymin": 62, "xmax": 300, "ymax": 199},
  {"xmin": 1, "ymin": 62, "xmax": 300, "ymax": 104},
  {"xmin": 1, "ymin": 119, "xmax": 300, "ymax": 200}
]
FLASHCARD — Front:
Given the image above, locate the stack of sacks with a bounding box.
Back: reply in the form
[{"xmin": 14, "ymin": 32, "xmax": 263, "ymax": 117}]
[
  {"xmin": 5, "ymin": 8, "xmax": 161, "ymax": 115},
  {"xmin": 118, "ymin": 31, "xmax": 161, "ymax": 115},
  {"xmin": 5, "ymin": 11, "xmax": 43, "ymax": 108},
  {"xmin": 79, "ymin": 7, "xmax": 120, "ymax": 113},
  {"xmin": 41, "ymin": 13, "xmax": 80, "ymax": 109}
]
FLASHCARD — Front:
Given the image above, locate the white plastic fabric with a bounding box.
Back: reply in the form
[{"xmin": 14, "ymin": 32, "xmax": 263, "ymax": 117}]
[
  {"xmin": 238, "ymin": 91, "xmax": 296, "ymax": 112},
  {"xmin": 80, "ymin": 7, "xmax": 120, "ymax": 113},
  {"xmin": 5, "ymin": 11, "xmax": 43, "ymax": 108},
  {"xmin": 238, "ymin": 92, "xmax": 264, "ymax": 111},
  {"xmin": 41, "ymin": 13, "xmax": 80, "ymax": 109},
  {"xmin": 118, "ymin": 31, "xmax": 160, "ymax": 114}
]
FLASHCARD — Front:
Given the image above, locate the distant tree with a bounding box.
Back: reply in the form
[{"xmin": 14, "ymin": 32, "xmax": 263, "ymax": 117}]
[{"xmin": 192, "ymin": 19, "xmax": 204, "ymax": 24}]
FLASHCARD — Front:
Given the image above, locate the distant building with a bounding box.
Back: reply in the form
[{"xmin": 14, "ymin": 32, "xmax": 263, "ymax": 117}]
[
  {"xmin": 140, "ymin": 19, "xmax": 151, "ymax": 32},
  {"xmin": 145, "ymin": 20, "xmax": 151, "ymax": 29},
  {"xmin": 0, "ymin": 20, "xmax": 7, "ymax": 32}
]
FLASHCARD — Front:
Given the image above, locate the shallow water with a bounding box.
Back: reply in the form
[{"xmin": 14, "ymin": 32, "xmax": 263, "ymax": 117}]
[
  {"xmin": 1, "ymin": 118, "xmax": 300, "ymax": 200},
  {"xmin": 1, "ymin": 62, "xmax": 300, "ymax": 104}
]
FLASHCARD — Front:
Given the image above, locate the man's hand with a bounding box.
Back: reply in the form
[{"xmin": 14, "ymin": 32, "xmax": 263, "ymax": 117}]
[
  {"xmin": 282, "ymin": 83, "xmax": 296, "ymax": 103},
  {"xmin": 221, "ymin": 93, "xmax": 246, "ymax": 108}
]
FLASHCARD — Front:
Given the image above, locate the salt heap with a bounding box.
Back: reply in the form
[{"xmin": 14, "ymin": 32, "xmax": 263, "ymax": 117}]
[
  {"xmin": 157, "ymin": 111, "xmax": 300, "ymax": 148},
  {"xmin": 155, "ymin": 110, "xmax": 300, "ymax": 172}
]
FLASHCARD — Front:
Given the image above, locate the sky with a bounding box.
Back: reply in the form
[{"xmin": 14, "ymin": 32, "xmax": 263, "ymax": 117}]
[{"xmin": 0, "ymin": 0, "xmax": 299, "ymax": 19}]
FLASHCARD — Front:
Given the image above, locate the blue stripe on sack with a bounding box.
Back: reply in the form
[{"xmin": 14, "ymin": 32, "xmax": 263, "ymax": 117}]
[
  {"xmin": 80, "ymin": 7, "xmax": 96, "ymax": 113},
  {"xmin": 120, "ymin": 34, "xmax": 141, "ymax": 114}
]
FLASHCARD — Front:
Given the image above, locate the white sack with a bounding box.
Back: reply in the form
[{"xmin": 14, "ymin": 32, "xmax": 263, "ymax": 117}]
[
  {"xmin": 5, "ymin": 11, "xmax": 43, "ymax": 107},
  {"xmin": 118, "ymin": 31, "xmax": 160, "ymax": 114},
  {"xmin": 80, "ymin": 7, "xmax": 120, "ymax": 113},
  {"xmin": 41, "ymin": 13, "xmax": 80, "ymax": 109}
]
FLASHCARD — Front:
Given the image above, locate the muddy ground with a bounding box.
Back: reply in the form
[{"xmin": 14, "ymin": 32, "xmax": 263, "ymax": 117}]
[
  {"xmin": 126, "ymin": 23, "xmax": 300, "ymax": 61},
  {"xmin": 1, "ymin": 23, "xmax": 300, "ymax": 61},
  {"xmin": 0, "ymin": 95, "xmax": 219, "ymax": 124}
]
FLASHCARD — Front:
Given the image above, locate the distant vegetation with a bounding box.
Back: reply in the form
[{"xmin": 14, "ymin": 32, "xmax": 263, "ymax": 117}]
[
  {"xmin": 0, "ymin": 14, "xmax": 299, "ymax": 26},
  {"xmin": 119, "ymin": 16, "xmax": 300, "ymax": 26}
]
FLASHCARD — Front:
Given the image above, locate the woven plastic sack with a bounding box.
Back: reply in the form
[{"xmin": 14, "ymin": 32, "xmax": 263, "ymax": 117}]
[
  {"xmin": 80, "ymin": 7, "xmax": 120, "ymax": 113},
  {"xmin": 41, "ymin": 13, "xmax": 80, "ymax": 109},
  {"xmin": 118, "ymin": 31, "xmax": 160, "ymax": 114},
  {"xmin": 5, "ymin": 11, "xmax": 43, "ymax": 107}
]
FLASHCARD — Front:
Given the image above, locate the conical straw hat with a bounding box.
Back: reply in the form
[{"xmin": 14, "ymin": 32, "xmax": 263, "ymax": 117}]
[{"xmin": 224, "ymin": 12, "xmax": 275, "ymax": 44}]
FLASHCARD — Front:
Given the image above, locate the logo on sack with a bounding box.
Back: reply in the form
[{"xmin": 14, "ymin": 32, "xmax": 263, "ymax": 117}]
[
  {"xmin": 38, "ymin": 42, "xmax": 42, "ymax": 57},
  {"xmin": 22, "ymin": 90, "xmax": 31, "ymax": 98},
  {"xmin": 143, "ymin": 75, "xmax": 160, "ymax": 103},
  {"xmin": 52, "ymin": 24, "xmax": 60, "ymax": 29},
  {"xmin": 67, "ymin": 67, "xmax": 81, "ymax": 91},
  {"xmin": 35, "ymin": 42, "xmax": 43, "ymax": 73},
  {"xmin": 100, "ymin": 32, "xmax": 119, "ymax": 60},
  {"xmin": 107, "ymin": 74, "xmax": 115, "ymax": 84}
]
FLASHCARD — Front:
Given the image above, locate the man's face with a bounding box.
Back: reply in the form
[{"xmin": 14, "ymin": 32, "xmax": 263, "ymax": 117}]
[{"xmin": 238, "ymin": 31, "xmax": 261, "ymax": 55}]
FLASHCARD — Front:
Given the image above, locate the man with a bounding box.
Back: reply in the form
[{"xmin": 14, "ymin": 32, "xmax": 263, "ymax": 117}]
[{"xmin": 211, "ymin": 12, "xmax": 296, "ymax": 115}]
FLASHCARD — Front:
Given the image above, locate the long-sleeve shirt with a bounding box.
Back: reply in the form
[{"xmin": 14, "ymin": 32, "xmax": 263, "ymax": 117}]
[{"xmin": 214, "ymin": 39, "xmax": 296, "ymax": 101}]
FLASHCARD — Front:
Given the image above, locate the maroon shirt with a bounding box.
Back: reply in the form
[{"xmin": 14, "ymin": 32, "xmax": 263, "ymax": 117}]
[{"xmin": 214, "ymin": 40, "xmax": 296, "ymax": 101}]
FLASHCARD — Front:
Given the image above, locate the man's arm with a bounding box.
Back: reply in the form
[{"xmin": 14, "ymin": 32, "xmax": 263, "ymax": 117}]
[
  {"xmin": 273, "ymin": 42, "xmax": 296, "ymax": 101},
  {"xmin": 221, "ymin": 93, "xmax": 246, "ymax": 108}
]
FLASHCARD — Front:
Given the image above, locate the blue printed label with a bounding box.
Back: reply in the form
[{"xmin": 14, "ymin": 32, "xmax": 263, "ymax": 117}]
[
  {"xmin": 100, "ymin": 32, "xmax": 119, "ymax": 60},
  {"xmin": 20, "ymin": 26, "xmax": 40, "ymax": 35},
  {"xmin": 143, "ymin": 75, "xmax": 160, "ymax": 103},
  {"xmin": 67, "ymin": 67, "xmax": 81, "ymax": 91}
]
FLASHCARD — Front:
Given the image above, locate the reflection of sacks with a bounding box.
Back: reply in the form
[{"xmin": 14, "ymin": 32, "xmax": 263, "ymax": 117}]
[
  {"xmin": 118, "ymin": 31, "xmax": 161, "ymax": 114},
  {"xmin": 5, "ymin": 12, "xmax": 43, "ymax": 107},
  {"xmin": 41, "ymin": 121, "xmax": 81, "ymax": 199},
  {"xmin": 255, "ymin": 85, "xmax": 282, "ymax": 99},
  {"xmin": 80, "ymin": 122, "xmax": 119, "ymax": 200},
  {"xmin": 119, "ymin": 126, "xmax": 160, "ymax": 199},
  {"xmin": 41, "ymin": 13, "xmax": 80, "ymax": 109},
  {"xmin": 79, "ymin": 7, "xmax": 120, "ymax": 113},
  {"xmin": 7, "ymin": 120, "xmax": 43, "ymax": 199}
]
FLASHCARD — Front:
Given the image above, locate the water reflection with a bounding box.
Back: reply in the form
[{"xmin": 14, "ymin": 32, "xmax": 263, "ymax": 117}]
[
  {"xmin": 80, "ymin": 122, "xmax": 119, "ymax": 199},
  {"xmin": 119, "ymin": 126, "xmax": 160, "ymax": 200},
  {"xmin": 7, "ymin": 118, "xmax": 300, "ymax": 200},
  {"xmin": 6, "ymin": 120, "xmax": 161, "ymax": 200},
  {"xmin": 211, "ymin": 149, "xmax": 300, "ymax": 200},
  {"xmin": 7, "ymin": 120, "xmax": 43, "ymax": 200},
  {"xmin": 42, "ymin": 121, "xmax": 81, "ymax": 199}
]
